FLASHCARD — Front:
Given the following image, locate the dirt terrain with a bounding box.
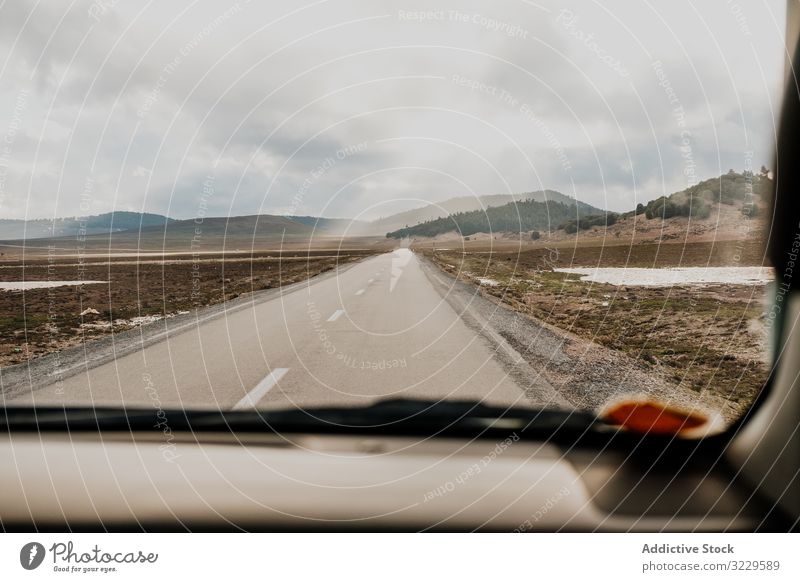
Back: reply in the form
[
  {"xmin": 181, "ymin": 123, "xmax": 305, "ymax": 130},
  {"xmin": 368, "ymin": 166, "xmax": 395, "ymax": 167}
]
[{"xmin": 417, "ymin": 223, "xmax": 772, "ymax": 421}]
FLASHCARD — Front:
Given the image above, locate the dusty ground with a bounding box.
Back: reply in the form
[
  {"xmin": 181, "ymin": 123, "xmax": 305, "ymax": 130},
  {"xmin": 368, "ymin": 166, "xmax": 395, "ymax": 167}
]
[
  {"xmin": 419, "ymin": 236, "xmax": 771, "ymax": 421},
  {"xmin": 0, "ymin": 246, "xmax": 389, "ymax": 367}
]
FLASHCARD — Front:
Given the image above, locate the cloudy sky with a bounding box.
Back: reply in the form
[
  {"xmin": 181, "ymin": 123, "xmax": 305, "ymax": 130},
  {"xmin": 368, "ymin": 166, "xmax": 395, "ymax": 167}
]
[{"xmin": 0, "ymin": 0, "xmax": 787, "ymax": 220}]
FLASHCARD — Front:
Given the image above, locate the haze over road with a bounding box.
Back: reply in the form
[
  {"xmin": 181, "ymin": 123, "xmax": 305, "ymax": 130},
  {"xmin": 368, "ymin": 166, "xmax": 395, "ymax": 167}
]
[{"xmin": 9, "ymin": 249, "xmax": 564, "ymax": 411}]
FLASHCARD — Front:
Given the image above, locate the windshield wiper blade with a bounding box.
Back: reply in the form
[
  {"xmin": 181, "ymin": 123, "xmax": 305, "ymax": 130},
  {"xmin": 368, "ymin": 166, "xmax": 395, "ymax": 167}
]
[
  {"xmin": 1, "ymin": 397, "xmax": 733, "ymax": 462},
  {"xmin": 1, "ymin": 398, "xmax": 604, "ymax": 441}
]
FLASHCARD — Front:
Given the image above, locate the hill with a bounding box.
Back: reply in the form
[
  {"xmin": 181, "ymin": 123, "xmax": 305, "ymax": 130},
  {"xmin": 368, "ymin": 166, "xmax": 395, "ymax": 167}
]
[
  {"xmin": 622, "ymin": 169, "xmax": 771, "ymax": 223},
  {"xmin": 287, "ymin": 216, "xmax": 368, "ymax": 234},
  {"xmin": 147, "ymin": 214, "xmax": 314, "ymax": 238},
  {"xmin": 0, "ymin": 212, "xmax": 387, "ymax": 253},
  {"xmin": 5, "ymin": 214, "xmax": 334, "ymax": 253},
  {"xmin": 12, "ymin": 214, "xmax": 320, "ymax": 252},
  {"xmin": 386, "ymin": 198, "xmax": 609, "ymax": 239},
  {"xmin": 0, "ymin": 211, "xmax": 175, "ymax": 240}
]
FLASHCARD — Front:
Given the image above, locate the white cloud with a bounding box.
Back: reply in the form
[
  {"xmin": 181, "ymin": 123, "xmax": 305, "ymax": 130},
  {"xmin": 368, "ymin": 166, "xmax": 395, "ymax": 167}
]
[{"xmin": 0, "ymin": 0, "xmax": 786, "ymax": 219}]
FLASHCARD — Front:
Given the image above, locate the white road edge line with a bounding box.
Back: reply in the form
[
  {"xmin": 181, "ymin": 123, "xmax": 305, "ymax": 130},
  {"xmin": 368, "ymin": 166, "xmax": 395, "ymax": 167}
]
[
  {"xmin": 355, "ymin": 289, "xmax": 365, "ymax": 296},
  {"xmin": 327, "ymin": 309, "xmax": 345, "ymax": 322},
  {"xmin": 232, "ymin": 368, "xmax": 289, "ymax": 410}
]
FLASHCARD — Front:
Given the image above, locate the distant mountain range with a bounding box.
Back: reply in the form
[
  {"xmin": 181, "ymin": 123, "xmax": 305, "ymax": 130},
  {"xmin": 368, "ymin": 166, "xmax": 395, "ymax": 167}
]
[
  {"xmin": 0, "ymin": 174, "xmax": 769, "ymax": 245},
  {"xmin": 0, "ymin": 191, "xmax": 596, "ymax": 242},
  {"xmin": 4, "ymin": 214, "xmax": 329, "ymax": 251},
  {"xmin": 0, "ymin": 212, "xmax": 174, "ymax": 240},
  {"xmin": 0, "ymin": 212, "xmax": 344, "ymax": 243}
]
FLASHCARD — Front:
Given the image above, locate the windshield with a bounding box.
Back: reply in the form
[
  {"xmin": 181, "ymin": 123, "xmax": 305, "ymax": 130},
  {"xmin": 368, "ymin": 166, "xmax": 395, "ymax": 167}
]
[{"xmin": 0, "ymin": 0, "xmax": 785, "ymax": 436}]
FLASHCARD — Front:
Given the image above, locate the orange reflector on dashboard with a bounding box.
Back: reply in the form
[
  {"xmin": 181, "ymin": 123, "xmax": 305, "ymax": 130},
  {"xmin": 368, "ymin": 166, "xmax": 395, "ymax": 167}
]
[{"xmin": 600, "ymin": 400, "xmax": 710, "ymax": 436}]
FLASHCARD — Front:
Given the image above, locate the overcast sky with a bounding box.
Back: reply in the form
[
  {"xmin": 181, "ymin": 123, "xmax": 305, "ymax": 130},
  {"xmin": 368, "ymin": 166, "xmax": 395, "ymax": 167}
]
[{"xmin": 0, "ymin": 0, "xmax": 787, "ymax": 220}]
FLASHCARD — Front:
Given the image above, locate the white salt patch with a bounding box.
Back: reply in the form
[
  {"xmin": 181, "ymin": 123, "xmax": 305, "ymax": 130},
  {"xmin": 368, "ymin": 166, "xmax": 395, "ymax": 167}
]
[
  {"xmin": 555, "ymin": 267, "xmax": 773, "ymax": 287},
  {"xmin": 126, "ymin": 311, "xmax": 190, "ymax": 327},
  {"xmin": 0, "ymin": 280, "xmax": 107, "ymax": 290},
  {"xmin": 81, "ymin": 310, "xmax": 190, "ymax": 331},
  {"xmin": 80, "ymin": 321, "xmax": 112, "ymax": 330},
  {"xmin": 477, "ymin": 277, "xmax": 500, "ymax": 287},
  {"xmin": 128, "ymin": 315, "xmax": 163, "ymax": 326}
]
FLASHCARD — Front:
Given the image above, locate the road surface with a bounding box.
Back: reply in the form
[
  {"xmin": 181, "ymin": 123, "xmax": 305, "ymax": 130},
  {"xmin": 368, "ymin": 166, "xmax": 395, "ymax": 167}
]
[{"xmin": 8, "ymin": 249, "xmax": 566, "ymax": 410}]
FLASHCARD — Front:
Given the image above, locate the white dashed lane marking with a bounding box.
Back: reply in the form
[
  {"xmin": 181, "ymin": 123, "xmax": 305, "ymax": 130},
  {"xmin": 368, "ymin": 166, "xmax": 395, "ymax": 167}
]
[
  {"xmin": 232, "ymin": 368, "xmax": 289, "ymax": 410},
  {"xmin": 327, "ymin": 309, "xmax": 345, "ymax": 322},
  {"xmin": 355, "ymin": 289, "xmax": 365, "ymax": 296}
]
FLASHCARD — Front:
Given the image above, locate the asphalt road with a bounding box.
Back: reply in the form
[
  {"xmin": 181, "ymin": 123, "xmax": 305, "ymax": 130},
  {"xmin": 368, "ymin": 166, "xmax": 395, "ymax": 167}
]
[{"xmin": 9, "ymin": 249, "xmax": 566, "ymax": 411}]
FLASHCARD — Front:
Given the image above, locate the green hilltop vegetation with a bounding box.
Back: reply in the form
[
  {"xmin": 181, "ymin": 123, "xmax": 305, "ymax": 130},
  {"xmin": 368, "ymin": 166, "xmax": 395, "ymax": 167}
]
[
  {"xmin": 626, "ymin": 169, "xmax": 772, "ymax": 221},
  {"xmin": 561, "ymin": 170, "xmax": 771, "ymax": 234},
  {"xmin": 558, "ymin": 213, "xmax": 618, "ymax": 234},
  {"xmin": 385, "ymin": 197, "xmax": 608, "ymax": 238}
]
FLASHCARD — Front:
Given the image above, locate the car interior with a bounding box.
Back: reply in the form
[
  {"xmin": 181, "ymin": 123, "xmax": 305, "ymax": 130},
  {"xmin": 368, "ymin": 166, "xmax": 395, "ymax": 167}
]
[{"xmin": 0, "ymin": 3, "xmax": 798, "ymax": 534}]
